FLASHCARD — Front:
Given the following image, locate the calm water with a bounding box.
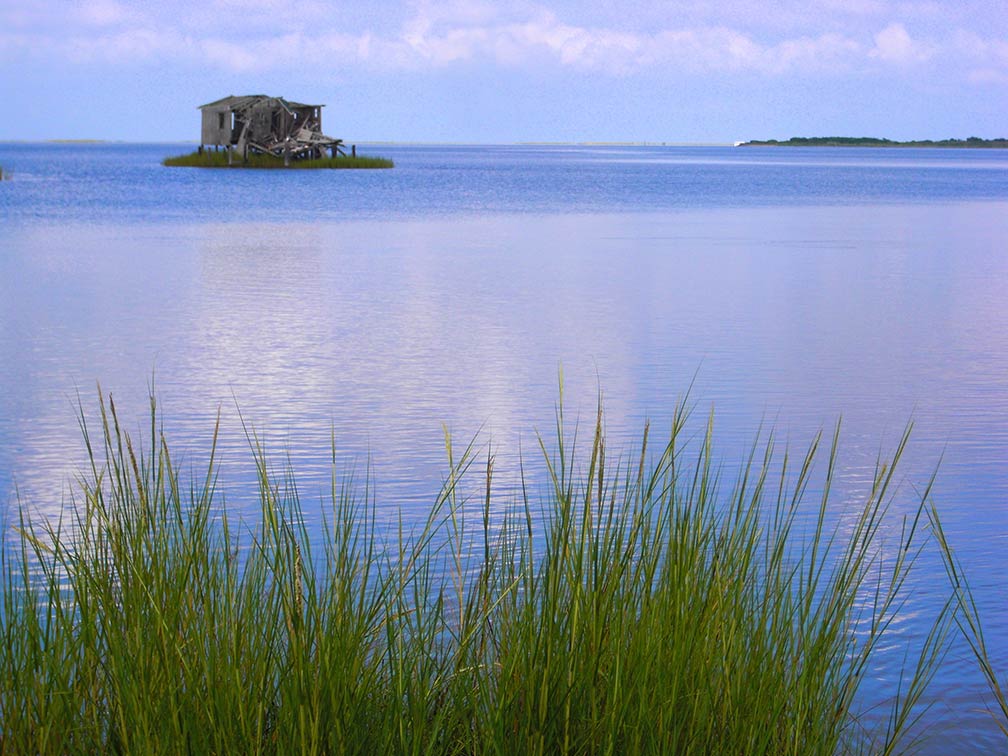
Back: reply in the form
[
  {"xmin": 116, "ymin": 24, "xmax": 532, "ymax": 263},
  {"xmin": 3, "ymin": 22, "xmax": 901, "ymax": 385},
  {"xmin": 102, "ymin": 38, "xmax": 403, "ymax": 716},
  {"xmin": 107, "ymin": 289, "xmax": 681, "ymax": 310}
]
[{"xmin": 2, "ymin": 143, "xmax": 1007, "ymax": 749}]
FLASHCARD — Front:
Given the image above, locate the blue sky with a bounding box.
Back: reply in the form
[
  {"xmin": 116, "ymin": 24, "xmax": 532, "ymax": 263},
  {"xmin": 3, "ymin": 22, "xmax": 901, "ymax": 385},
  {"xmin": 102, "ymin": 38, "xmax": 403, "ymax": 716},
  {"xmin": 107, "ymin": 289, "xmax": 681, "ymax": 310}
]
[{"xmin": 1, "ymin": 0, "xmax": 1006, "ymax": 142}]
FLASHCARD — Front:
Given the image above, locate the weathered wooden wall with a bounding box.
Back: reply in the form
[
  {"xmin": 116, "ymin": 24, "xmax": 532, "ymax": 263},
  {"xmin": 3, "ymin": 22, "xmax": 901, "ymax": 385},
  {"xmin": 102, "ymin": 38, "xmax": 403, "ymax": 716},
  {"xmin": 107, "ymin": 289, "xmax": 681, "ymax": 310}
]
[{"xmin": 201, "ymin": 107, "xmax": 232, "ymax": 146}]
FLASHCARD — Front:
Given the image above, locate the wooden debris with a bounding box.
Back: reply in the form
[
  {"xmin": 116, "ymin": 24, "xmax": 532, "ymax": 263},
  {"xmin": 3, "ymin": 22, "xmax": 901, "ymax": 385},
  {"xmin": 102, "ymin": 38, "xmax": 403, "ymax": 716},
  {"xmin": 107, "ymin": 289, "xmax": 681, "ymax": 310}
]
[{"xmin": 198, "ymin": 95, "xmax": 344, "ymax": 162}]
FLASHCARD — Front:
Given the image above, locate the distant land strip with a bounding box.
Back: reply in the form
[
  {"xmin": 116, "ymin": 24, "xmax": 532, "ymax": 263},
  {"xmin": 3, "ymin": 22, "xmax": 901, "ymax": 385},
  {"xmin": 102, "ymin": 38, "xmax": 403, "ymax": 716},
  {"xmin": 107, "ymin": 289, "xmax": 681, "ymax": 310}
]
[{"xmin": 740, "ymin": 136, "xmax": 1008, "ymax": 148}]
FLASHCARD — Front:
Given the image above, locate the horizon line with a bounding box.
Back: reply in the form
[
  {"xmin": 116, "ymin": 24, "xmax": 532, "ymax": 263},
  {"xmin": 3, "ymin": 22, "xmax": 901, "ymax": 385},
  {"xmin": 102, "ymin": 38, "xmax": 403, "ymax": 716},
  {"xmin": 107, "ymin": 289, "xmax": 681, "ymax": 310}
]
[{"xmin": 0, "ymin": 139, "xmax": 739, "ymax": 148}]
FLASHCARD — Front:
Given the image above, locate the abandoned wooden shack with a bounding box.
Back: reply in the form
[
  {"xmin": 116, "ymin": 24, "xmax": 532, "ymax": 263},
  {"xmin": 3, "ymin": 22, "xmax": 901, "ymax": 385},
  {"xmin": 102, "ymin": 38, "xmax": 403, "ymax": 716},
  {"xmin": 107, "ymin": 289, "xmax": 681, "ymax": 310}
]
[{"xmin": 199, "ymin": 95, "xmax": 344, "ymax": 164}]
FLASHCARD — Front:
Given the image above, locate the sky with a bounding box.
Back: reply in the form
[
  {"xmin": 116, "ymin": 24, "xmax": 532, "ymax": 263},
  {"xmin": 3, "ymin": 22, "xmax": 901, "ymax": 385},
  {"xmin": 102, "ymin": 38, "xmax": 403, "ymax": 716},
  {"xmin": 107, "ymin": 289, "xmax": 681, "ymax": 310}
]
[{"xmin": 1, "ymin": 0, "xmax": 1006, "ymax": 143}]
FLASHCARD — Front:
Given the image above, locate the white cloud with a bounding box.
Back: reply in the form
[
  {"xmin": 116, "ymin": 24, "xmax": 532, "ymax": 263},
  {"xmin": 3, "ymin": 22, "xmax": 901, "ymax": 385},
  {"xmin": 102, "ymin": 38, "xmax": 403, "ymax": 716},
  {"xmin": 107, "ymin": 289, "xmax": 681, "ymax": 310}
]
[
  {"xmin": 200, "ymin": 37, "xmax": 271, "ymax": 72},
  {"xmin": 769, "ymin": 33, "xmax": 863, "ymax": 72},
  {"xmin": 869, "ymin": 22, "xmax": 932, "ymax": 63},
  {"xmin": 74, "ymin": 0, "xmax": 143, "ymax": 27},
  {"xmin": 80, "ymin": 29, "xmax": 189, "ymax": 63},
  {"xmin": 952, "ymin": 29, "xmax": 1008, "ymax": 63},
  {"xmin": 2, "ymin": 0, "xmax": 1005, "ymax": 83},
  {"xmin": 406, "ymin": 0, "xmax": 505, "ymax": 28},
  {"xmin": 816, "ymin": 0, "xmax": 889, "ymax": 16},
  {"xmin": 381, "ymin": 11, "xmax": 863, "ymax": 75},
  {"xmin": 500, "ymin": 14, "xmax": 643, "ymax": 70},
  {"xmin": 952, "ymin": 30, "xmax": 1008, "ymax": 85}
]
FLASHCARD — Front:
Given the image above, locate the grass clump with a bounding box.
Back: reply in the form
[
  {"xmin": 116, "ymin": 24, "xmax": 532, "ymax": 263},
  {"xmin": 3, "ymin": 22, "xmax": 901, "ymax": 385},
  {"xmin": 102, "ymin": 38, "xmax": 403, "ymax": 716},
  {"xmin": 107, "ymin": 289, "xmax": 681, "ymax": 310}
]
[
  {"xmin": 0, "ymin": 390, "xmax": 971, "ymax": 754},
  {"xmin": 162, "ymin": 150, "xmax": 393, "ymax": 169}
]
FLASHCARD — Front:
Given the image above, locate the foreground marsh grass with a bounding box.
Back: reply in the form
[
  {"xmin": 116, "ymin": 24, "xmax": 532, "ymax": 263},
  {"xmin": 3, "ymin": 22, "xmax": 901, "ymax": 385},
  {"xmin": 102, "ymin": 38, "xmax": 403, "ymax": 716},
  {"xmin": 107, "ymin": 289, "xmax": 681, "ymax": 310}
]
[
  {"xmin": 1, "ymin": 391, "xmax": 1000, "ymax": 754},
  {"xmin": 162, "ymin": 150, "xmax": 394, "ymax": 169}
]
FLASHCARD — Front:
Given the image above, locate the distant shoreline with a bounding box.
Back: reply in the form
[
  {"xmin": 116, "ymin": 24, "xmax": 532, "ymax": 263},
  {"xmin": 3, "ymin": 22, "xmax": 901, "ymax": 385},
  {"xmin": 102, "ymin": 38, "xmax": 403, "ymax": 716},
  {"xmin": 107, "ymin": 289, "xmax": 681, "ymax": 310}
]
[{"xmin": 740, "ymin": 136, "xmax": 1008, "ymax": 148}]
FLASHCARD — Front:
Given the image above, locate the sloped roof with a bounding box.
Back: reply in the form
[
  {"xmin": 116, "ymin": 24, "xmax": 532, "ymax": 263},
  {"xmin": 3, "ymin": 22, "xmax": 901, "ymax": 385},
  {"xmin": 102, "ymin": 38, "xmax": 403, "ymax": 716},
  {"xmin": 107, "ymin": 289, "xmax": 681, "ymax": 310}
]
[
  {"xmin": 198, "ymin": 95, "xmax": 263, "ymax": 109},
  {"xmin": 198, "ymin": 95, "xmax": 323, "ymax": 110}
]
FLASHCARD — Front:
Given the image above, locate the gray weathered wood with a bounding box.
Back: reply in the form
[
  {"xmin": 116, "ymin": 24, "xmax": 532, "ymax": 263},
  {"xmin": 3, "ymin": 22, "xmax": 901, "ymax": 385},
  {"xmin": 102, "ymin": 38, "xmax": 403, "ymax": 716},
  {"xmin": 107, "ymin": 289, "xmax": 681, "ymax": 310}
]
[{"xmin": 197, "ymin": 95, "xmax": 342, "ymax": 163}]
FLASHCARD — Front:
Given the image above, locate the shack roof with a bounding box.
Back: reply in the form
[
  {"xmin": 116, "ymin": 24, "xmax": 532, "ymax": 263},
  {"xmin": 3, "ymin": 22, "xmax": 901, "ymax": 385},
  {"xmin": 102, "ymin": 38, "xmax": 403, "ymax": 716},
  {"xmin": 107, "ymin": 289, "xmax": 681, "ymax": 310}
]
[{"xmin": 198, "ymin": 95, "xmax": 323, "ymax": 111}]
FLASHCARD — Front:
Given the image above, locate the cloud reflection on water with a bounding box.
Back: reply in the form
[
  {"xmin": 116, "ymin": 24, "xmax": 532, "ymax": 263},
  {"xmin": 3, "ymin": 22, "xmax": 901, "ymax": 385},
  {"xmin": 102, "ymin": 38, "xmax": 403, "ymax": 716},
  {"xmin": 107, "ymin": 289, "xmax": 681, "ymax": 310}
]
[
  {"xmin": 3, "ymin": 204, "xmax": 1007, "ymax": 524},
  {"xmin": 3, "ymin": 201, "xmax": 1008, "ymax": 748}
]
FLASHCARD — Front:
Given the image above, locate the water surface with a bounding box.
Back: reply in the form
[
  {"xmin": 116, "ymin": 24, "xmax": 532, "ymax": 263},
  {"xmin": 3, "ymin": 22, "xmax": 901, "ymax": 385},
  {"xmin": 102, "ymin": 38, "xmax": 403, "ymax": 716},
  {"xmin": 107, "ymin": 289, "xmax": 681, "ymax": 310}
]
[{"xmin": 1, "ymin": 143, "xmax": 1007, "ymax": 750}]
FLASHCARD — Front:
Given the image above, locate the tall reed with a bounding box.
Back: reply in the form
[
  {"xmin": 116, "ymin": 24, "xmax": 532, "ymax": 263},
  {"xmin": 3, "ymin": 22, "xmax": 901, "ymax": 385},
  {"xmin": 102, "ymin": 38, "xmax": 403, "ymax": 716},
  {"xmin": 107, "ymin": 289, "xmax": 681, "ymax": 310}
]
[
  {"xmin": 931, "ymin": 507, "xmax": 1008, "ymax": 740},
  {"xmin": 0, "ymin": 391, "xmax": 965, "ymax": 754}
]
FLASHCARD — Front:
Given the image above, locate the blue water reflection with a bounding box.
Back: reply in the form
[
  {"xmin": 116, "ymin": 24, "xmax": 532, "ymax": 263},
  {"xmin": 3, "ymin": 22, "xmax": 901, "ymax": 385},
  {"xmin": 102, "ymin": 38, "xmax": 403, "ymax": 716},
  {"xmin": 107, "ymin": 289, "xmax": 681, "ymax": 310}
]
[
  {"xmin": 2, "ymin": 142, "xmax": 1008, "ymax": 224},
  {"xmin": 1, "ymin": 144, "xmax": 1007, "ymax": 750}
]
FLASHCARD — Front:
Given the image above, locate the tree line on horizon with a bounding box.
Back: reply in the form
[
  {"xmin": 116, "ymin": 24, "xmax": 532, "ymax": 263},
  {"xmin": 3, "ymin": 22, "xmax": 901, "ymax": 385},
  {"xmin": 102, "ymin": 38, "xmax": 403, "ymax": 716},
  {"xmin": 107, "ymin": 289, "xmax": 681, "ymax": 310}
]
[{"xmin": 742, "ymin": 136, "xmax": 1008, "ymax": 147}]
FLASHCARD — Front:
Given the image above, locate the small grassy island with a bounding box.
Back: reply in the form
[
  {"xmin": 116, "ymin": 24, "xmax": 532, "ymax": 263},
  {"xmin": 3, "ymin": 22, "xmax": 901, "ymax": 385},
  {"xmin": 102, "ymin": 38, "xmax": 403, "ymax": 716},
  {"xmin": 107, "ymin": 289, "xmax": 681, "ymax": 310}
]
[
  {"xmin": 740, "ymin": 136, "xmax": 1008, "ymax": 148},
  {"xmin": 163, "ymin": 150, "xmax": 394, "ymax": 169},
  {"xmin": 166, "ymin": 95, "xmax": 394, "ymax": 169}
]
